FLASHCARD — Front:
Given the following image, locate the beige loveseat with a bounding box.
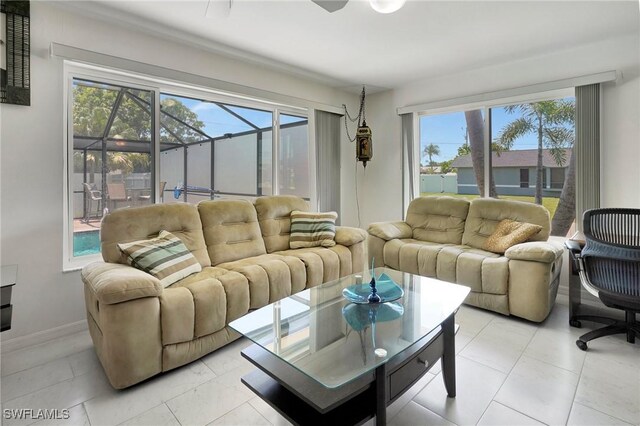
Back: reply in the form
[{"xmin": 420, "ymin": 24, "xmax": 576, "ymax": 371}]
[
  {"xmin": 82, "ymin": 196, "xmax": 367, "ymax": 389},
  {"xmin": 368, "ymin": 196, "xmax": 563, "ymax": 322}
]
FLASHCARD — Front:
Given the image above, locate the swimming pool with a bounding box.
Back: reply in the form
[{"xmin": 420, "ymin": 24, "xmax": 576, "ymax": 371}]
[{"xmin": 74, "ymin": 230, "xmax": 101, "ymax": 257}]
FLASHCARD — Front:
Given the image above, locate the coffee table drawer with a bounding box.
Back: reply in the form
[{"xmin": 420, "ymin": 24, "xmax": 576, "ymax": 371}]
[{"xmin": 389, "ymin": 332, "xmax": 444, "ymax": 400}]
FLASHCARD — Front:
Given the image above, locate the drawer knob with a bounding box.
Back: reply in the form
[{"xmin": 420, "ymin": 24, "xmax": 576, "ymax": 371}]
[{"xmin": 418, "ymin": 358, "xmax": 429, "ymax": 368}]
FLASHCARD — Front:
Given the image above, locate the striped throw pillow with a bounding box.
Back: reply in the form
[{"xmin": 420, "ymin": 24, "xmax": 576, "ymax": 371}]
[
  {"xmin": 117, "ymin": 230, "xmax": 202, "ymax": 287},
  {"xmin": 289, "ymin": 210, "xmax": 338, "ymax": 249}
]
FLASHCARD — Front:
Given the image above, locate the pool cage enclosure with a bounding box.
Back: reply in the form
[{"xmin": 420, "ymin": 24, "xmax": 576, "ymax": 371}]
[{"xmin": 73, "ymin": 79, "xmax": 308, "ymax": 219}]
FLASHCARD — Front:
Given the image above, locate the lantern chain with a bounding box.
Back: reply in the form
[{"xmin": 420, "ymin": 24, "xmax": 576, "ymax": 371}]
[{"xmin": 342, "ymin": 86, "xmax": 367, "ymax": 143}]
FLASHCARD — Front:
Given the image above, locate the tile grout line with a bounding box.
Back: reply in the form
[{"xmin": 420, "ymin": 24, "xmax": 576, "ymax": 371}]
[
  {"xmin": 80, "ymin": 402, "xmax": 92, "ymax": 426},
  {"xmin": 0, "ymin": 358, "xmax": 75, "ymax": 404},
  {"xmin": 3, "ymin": 368, "xmax": 99, "ymax": 407},
  {"xmin": 565, "ymin": 343, "xmax": 588, "ymax": 426},
  {"xmin": 491, "ymin": 400, "xmax": 551, "ymax": 426},
  {"xmin": 163, "ymin": 402, "xmax": 184, "ymax": 426},
  {"xmin": 162, "ymin": 360, "xmax": 251, "ymax": 426},
  {"xmin": 0, "ymin": 331, "xmax": 92, "ymax": 378},
  {"xmin": 477, "ymin": 321, "xmax": 543, "ymax": 425}
]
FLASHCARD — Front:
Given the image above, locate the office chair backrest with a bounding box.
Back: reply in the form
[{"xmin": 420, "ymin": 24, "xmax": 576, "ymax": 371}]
[{"xmin": 582, "ymin": 209, "xmax": 640, "ymax": 298}]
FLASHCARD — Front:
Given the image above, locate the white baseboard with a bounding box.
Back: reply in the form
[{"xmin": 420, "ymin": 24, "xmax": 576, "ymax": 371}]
[{"xmin": 0, "ymin": 320, "xmax": 88, "ymax": 354}]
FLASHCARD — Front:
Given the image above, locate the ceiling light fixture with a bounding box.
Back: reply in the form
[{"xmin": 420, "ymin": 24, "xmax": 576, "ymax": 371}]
[{"xmin": 369, "ymin": 0, "xmax": 406, "ymax": 14}]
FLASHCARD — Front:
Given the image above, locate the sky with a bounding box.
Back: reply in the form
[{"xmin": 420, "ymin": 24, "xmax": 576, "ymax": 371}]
[{"xmin": 419, "ymin": 97, "xmax": 575, "ymax": 165}]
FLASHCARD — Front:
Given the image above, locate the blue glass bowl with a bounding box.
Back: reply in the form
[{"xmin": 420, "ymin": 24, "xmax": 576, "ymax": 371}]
[
  {"xmin": 342, "ymin": 273, "xmax": 404, "ymax": 304},
  {"xmin": 342, "ymin": 302, "xmax": 404, "ymax": 331}
]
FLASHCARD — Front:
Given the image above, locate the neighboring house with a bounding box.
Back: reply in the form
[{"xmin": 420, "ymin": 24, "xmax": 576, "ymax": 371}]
[{"xmin": 450, "ymin": 148, "xmax": 571, "ymax": 197}]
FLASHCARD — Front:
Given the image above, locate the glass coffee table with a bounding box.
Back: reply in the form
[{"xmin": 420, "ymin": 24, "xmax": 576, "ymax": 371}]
[{"xmin": 229, "ymin": 268, "xmax": 470, "ymax": 425}]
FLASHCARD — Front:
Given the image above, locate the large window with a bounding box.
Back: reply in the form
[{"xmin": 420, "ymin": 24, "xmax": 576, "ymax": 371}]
[
  {"xmin": 70, "ymin": 79, "xmax": 154, "ymax": 259},
  {"xmin": 490, "ymin": 97, "xmax": 575, "ymax": 234},
  {"xmin": 418, "ymin": 94, "xmax": 576, "ymax": 237},
  {"xmin": 419, "ymin": 109, "xmax": 485, "ymax": 197},
  {"xmin": 279, "ymin": 114, "xmax": 309, "ymax": 198},
  {"xmin": 158, "ymin": 93, "xmax": 275, "ymax": 203},
  {"xmin": 65, "ymin": 66, "xmax": 311, "ymax": 268}
]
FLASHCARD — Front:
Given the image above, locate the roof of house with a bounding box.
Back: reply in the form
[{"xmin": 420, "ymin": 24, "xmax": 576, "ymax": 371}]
[{"xmin": 451, "ymin": 148, "xmax": 571, "ymax": 168}]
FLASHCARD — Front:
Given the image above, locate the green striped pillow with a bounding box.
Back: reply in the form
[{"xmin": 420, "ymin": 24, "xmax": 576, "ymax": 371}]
[
  {"xmin": 289, "ymin": 210, "xmax": 338, "ymax": 249},
  {"xmin": 117, "ymin": 230, "xmax": 202, "ymax": 287}
]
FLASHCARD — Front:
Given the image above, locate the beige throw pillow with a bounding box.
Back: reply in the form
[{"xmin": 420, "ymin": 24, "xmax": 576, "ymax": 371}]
[
  {"xmin": 118, "ymin": 230, "xmax": 202, "ymax": 287},
  {"xmin": 482, "ymin": 219, "xmax": 542, "ymax": 254}
]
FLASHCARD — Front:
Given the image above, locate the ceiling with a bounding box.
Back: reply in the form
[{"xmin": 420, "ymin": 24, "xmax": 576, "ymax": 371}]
[{"xmin": 67, "ymin": 1, "xmax": 639, "ymax": 92}]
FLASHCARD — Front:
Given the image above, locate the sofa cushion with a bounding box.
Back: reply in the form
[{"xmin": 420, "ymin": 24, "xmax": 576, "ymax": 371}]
[
  {"xmin": 217, "ymin": 254, "xmax": 306, "ymax": 309},
  {"xmin": 198, "ymin": 199, "xmax": 267, "ymax": 265},
  {"xmin": 161, "ymin": 277, "xmax": 226, "ymax": 342},
  {"xmin": 482, "ymin": 219, "xmax": 543, "ymax": 254},
  {"xmin": 405, "ymin": 196, "xmax": 470, "ymax": 244},
  {"xmin": 118, "ymin": 231, "xmax": 202, "ymax": 287},
  {"xmin": 276, "ymin": 245, "xmax": 352, "ymax": 287},
  {"xmin": 436, "ymin": 245, "xmax": 508, "ymax": 295},
  {"xmin": 462, "ymin": 198, "xmax": 550, "ymax": 250},
  {"xmin": 289, "ymin": 210, "xmax": 337, "ymax": 249},
  {"xmin": 255, "ymin": 196, "xmax": 309, "ymax": 253},
  {"xmin": 382, "ymin": 239, "xmax": 450, "ymax": 277},
  {"xmin": 172, "ymin": 267, "xmax": 250, "ymax": 324},
  {"xmin": 101, "ymin": 203, "xmax": 211, "ymax": 268}
]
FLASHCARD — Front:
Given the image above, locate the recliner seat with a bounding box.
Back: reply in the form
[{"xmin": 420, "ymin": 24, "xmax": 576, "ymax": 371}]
[{"xmin": 368, "ymin": 196, "xmax": 563, "ymax": 322}]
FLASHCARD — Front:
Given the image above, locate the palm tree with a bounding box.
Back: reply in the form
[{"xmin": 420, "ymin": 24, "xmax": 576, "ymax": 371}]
[
  {"xmin": 464, "ymin": 111, "xmax": 498, "ymax": 197},
  {"xmin": 495, "ymin": 100, "xmax": 574, "ymax": 205},
  {"xmin": 424, "ymin": 143, "xmax": 440, "ymax": 172}
]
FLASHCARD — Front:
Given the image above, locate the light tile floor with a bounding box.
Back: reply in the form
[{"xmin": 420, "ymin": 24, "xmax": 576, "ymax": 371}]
[{"xmin": 1, "ymin": 301, "xmax": 638, "ymax": 426}]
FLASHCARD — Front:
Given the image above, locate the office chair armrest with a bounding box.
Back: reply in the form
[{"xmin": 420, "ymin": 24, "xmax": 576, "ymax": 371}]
[
  {"xmin": 505, "ymin": 241, "xmax": 563, "ymax": 264},
  {"xmin": 564, "ymin": 239, "xmax": 583, "ymax": 255}
]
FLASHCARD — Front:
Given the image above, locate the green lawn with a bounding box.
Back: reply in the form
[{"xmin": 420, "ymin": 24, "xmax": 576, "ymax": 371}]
[{"xmin": 421, "ymin": 192, "xmax": 559, "ymax": 217}]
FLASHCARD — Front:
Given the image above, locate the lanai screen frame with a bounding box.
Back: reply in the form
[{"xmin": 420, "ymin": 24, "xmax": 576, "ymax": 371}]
[{"xmin": 72, "ymin": 78, "xmax": 309, "ymax": 216}]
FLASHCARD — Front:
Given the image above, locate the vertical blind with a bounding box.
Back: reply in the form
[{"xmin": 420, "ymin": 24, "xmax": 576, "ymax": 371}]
[
  {"xmin": 315, "ymin": 110, "xmax": 341, "ymax": 223},
  {"xmin": 401, "ymin": 113, "xmax": 415, "ymax": 216},
  {"xmin": 575, "ymin": 84, "xmax": 601, "ymax": 230}
]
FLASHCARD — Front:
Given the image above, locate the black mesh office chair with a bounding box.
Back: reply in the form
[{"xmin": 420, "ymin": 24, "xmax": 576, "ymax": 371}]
[{"xmin": 566, "ymin": 209, "xmax": 640, "ymax": 350}]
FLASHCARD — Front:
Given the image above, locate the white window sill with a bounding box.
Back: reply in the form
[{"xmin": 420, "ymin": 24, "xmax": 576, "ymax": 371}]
[{"xmin": 63, "ymin": 253, "xmax": 102, "ymax": 273}]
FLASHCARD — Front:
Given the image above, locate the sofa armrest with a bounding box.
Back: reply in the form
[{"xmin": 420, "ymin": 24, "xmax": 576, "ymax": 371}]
[
  {"xmin": 335, "ymin": 226, "xmax": 368, "ymax": 246},
  {"xmin": 505, "ymin": 241, "xmax": 564, "ymax": 264},
  {"xmin": 367, "ymin": 221, "xmax": 412, "ymax": 241},
  {"xmin": 82, "ymin": 262, "xmax": 163, "ymax": 305}
]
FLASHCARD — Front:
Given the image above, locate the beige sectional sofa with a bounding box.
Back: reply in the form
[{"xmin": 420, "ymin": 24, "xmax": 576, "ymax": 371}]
[
  {"xmin": 368, "ymin": 196, "xmax": 563, "ymax": 322},
  {"xmin": 82, "ymin": 195, "xmax": 367, "ymax": 389}
]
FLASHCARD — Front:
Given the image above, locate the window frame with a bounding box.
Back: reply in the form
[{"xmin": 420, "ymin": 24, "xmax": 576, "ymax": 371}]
[
  {"xmin": 415, "ymin": 87, "xmax": 574, "ymax": 199},
  {"xmin": 63, "ymin": 62, "xmax": 314, "ymax": 271}
]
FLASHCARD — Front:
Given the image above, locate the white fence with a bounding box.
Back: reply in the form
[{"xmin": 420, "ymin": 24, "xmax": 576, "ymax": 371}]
[{"xmin": 420, "ymin": 173, "xmax": 457, "ymax": 194}]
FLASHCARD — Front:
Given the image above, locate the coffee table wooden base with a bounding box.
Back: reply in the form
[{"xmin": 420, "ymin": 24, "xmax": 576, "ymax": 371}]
[{"xmin": 240, "ymin": 314, "xmax": 458, "ymax": 426}]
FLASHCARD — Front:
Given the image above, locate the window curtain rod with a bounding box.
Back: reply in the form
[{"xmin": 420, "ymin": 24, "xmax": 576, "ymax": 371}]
[
  {"xmin": 397, "ymin": 71, "xmax": 617, "ymax": 115},
  {"xmin": 50, "ymin": 42, "xmax": 345, "ymax": 115}
]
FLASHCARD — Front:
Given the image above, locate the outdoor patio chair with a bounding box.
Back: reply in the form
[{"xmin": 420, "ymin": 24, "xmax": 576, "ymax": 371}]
[
  {"xmin": 137, "ymin": 181, "xmax": 167, "ymax": 205},
  {"xmin": 82, "ymin": 183, "xmax": 102, "ymax": 223},
  {"xmin": 106, "ymin": 183, "xmax": 131, "ymax": 212}
]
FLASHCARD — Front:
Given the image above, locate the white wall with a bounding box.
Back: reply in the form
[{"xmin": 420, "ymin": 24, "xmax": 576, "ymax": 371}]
[
  {"xmin": 0, "ymin": 2, "xmax": 357, "ymax": 343},
  {"xmin": 341, "ymin": 34, "xmax": 640, "ymax": 227}
]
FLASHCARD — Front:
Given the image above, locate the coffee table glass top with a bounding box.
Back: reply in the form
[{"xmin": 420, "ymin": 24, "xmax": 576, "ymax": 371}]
[{"xmin": 229, "ymin": 268, "xmax": 470, "ymax": 389}]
